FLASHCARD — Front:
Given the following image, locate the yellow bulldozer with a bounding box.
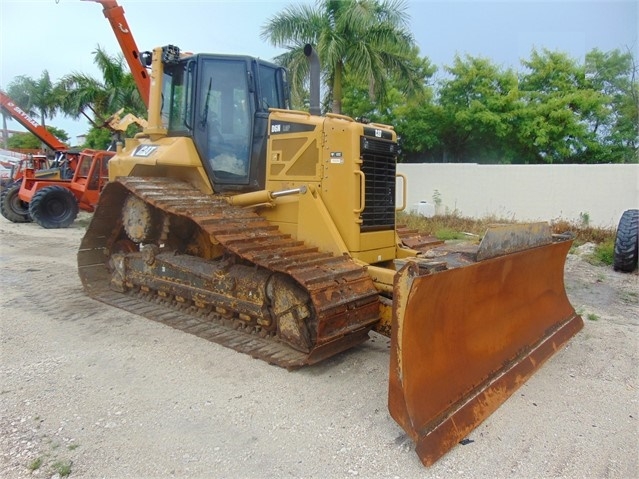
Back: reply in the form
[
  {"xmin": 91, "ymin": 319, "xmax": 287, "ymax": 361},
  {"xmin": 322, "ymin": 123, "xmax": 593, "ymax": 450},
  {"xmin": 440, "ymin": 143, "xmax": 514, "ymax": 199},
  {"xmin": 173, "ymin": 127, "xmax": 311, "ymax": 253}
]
[{"xmin": 77, "ymin": 44, "xmax": 583, "ymax": 466}]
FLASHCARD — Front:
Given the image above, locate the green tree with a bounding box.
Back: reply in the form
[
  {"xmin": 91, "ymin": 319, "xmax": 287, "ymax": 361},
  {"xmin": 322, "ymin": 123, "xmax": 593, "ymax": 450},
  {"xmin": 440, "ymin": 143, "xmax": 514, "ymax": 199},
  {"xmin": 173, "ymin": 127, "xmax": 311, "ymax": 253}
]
[
  {"xmin": 393, "ymin": 96, "xmax": 442, "ymax": 161},
  {"xmin": 82, "ymin": 126, "xmax": 113, "ymax": 150},
  {"xmin": 58, "ymin": 45, "xmax": 146, "ymax": 130},
  {"xmin": 518, "ymin": 49, "xmax": 608, "ymax": 163},
  {"xmin": 260, "ymin": 0, "xmax": 419, "ymax": 113},
  {"xmin": 341, "ymin": 46, "xmax": 435, "ymax": 122},
  {"xmin": 6, "ymin": 126, "xmax": 69, "ymax": 150},
  {"xmin": 341, "ymin": 49, "xmax": 441, "ymax": 160},
  {"xmin": 436, "ymin": 55, "xmax": 519, "ymax": 163},
  {"xmin": 5, "ymin": 71, "xmax": 61, "ymax": 127},
  {"xmin": 585, "ymin": 48, "xmax": 638, "ymax": 163}
]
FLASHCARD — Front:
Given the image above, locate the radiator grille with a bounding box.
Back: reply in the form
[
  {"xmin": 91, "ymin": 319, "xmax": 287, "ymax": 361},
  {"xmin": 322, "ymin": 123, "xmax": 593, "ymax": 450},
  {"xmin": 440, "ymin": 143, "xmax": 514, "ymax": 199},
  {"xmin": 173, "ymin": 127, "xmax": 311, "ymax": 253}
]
[{"xmin": 360, "ymin": 136, "xmax": 398, "ymax": 231}]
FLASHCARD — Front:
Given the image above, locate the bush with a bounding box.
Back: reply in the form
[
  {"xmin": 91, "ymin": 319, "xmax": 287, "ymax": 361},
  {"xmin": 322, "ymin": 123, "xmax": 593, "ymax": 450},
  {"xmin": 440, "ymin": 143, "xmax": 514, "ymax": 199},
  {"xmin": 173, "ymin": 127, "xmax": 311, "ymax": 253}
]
[{"xmin": 589, "ymin": 240, "xmax": 615, "ymax": 266}]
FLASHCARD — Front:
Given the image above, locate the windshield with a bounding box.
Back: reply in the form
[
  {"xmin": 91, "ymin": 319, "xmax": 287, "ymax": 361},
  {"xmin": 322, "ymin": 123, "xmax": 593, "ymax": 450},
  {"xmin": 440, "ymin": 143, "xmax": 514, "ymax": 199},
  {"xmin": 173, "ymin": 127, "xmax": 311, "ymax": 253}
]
[
  {"xmin": 162, "ymin": 53, "xmax": 288, "ymax": 190},
  {"xmin": 199, "ymin": 59, "xmax": 251, "ymax": 180}
]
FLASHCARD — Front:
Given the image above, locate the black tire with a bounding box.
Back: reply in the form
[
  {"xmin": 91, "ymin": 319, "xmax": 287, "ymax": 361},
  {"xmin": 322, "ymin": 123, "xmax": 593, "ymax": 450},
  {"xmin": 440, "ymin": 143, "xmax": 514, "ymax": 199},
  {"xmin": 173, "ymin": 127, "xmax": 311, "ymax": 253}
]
[
  {"xmin": 28, "ymin": 185, "xmax": 79, "ymax": 229},
  {"xmin": 613, "ymin": 209, "xmax": 639, "ymax": 273},
  {"xmin": 0, "ymin": 184, "xmax": 32, "ymax": 223}
]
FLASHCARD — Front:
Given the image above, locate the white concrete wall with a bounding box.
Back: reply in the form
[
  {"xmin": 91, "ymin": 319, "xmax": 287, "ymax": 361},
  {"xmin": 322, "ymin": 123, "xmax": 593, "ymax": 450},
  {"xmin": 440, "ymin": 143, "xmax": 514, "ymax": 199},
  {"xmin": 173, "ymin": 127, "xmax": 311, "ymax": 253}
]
[{"xmin": 397, "ymin": 163, "xmax": 639, "ymax": 228}]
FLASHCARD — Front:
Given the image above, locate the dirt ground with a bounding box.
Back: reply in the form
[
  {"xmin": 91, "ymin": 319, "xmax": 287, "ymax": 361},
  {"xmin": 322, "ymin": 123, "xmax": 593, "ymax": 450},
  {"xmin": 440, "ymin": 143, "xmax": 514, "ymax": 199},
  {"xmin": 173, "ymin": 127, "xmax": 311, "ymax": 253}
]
[{"xmin": 1, "ymin": 213, "xmax": 637, "ymax": 479}]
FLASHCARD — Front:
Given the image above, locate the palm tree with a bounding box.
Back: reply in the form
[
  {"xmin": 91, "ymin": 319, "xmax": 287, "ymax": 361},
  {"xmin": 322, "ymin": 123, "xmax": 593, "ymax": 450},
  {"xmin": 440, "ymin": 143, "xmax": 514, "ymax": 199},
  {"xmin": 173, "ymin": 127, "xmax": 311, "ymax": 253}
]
[
  {"xmin": 261, "ymin": 0, "xmax": 419, "ymax": 114},
  {"xmin": 6, "ymin": 71, "xmax": 60, "ymax": 126},
  {"xmin": 4, "ymin": 71, "xmax": 62, "ymax": 150},
  {"xmin": 58, "ymin": 45, "xmax": 145, "ymax": 127}
]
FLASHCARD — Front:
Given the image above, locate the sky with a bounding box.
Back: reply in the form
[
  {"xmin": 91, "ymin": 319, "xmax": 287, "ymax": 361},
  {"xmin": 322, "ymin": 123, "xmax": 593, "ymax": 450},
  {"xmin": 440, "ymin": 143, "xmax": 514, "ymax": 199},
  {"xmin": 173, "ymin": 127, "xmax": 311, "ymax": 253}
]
[{"xmin": 1, "ymin": 0, "xmax": 637, "ymax": 141}]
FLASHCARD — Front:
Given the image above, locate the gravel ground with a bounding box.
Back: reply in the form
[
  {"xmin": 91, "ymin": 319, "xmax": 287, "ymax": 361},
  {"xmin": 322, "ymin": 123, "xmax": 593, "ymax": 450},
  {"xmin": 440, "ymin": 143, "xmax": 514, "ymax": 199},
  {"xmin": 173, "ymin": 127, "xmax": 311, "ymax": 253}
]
[{"xmin": 1, "ymin": 213, "xmax": 637, "ymax": 479}]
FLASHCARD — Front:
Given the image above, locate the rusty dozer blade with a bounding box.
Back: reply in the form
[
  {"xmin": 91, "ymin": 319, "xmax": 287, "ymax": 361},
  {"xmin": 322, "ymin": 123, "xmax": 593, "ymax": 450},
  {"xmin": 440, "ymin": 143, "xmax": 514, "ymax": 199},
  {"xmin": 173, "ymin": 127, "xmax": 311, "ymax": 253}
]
[{"xmin": 388, "ymin": 236, "xmax": 583, "ymax": 466}]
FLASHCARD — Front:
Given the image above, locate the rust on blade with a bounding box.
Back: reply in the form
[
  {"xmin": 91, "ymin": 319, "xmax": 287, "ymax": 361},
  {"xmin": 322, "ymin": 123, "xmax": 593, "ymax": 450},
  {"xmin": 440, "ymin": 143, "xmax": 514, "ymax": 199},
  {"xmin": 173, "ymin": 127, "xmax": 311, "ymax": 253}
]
[
  {"xmin": 476, "ymin": 222, "xmax": 553, "ymax": 261},
  {"xmin": 388, "ymin": 239, "xmax": 583, "ymax": 466}
]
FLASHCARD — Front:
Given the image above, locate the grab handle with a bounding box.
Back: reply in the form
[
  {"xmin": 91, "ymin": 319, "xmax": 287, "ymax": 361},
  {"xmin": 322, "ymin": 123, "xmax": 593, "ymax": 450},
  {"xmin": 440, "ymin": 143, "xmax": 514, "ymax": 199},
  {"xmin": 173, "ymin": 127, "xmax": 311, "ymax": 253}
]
[
  {"xmin": 396, "ymin": 173, "xmax": 407, "ymax": 211},
  {"xmin": 354, "ymin": 170, "xmax": 366, "ymax": 214}
]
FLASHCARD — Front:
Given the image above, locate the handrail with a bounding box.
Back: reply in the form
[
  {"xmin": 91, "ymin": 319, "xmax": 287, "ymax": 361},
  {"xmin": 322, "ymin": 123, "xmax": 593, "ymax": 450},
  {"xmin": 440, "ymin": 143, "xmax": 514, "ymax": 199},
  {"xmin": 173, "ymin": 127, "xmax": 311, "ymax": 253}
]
[
  {"xmin": 396, "ymin": 173, "xmax": 407, "ymax": 211},
  {"xmin": 354, "ymin": 170, "xmax": 366, "ymax": 214},
  {"xmin": 326, "ymin": 113, "xmax": 355, "ymax": 122}
]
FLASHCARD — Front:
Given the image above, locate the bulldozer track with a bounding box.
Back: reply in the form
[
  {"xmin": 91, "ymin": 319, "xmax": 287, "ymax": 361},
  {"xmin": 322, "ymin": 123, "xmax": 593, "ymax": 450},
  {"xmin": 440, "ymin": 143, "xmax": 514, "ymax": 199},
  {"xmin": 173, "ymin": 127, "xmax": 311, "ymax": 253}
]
[
  {"xmin": 78, "ymin": 177, "xmax": 380, "ymax": 368},
  {"xmin": 91, "ymin": 289, "xmax": 311, "ymax": 368}
]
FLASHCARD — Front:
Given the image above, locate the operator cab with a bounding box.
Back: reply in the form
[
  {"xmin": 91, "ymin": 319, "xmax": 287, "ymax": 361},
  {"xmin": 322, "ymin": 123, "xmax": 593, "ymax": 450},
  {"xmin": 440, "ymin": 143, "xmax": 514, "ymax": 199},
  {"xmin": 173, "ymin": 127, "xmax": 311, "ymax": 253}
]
[{"xmin": 160, "ymin": 50, "xmax": 289, "ymax": 192}]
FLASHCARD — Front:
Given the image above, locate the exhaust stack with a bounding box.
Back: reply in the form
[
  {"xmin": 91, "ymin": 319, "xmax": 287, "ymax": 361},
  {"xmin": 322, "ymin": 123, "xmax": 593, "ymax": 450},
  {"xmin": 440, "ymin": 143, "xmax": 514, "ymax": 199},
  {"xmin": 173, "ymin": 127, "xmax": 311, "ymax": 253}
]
[{"xmin": 304, "ymin": 44, "xmax": 321, "ymax": 116}]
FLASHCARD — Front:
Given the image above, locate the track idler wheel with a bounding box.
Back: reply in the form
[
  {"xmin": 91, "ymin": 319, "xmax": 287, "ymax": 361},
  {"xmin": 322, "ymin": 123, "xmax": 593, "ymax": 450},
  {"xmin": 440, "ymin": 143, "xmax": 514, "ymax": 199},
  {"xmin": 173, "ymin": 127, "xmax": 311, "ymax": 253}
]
[
  {"xmin": 122, "ymin": 194, "xmax": 164, "ymax": 243},
  {"xmin": 267, "ymin": 273, "xmax": 313, "ymax": 353}
]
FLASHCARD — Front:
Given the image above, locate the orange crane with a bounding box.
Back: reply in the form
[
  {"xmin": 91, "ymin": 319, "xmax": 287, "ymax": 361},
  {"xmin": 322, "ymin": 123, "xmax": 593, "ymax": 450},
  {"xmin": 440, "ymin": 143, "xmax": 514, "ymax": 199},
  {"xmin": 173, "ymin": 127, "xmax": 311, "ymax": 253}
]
[
  {"xmin": 0, "ymin": 91, "xmax": 78, "ymax": 188},
  {"xmin": 82, "ymin": 0, "xmax": 150, "ymax": 107},
  {"xmin": 0, "ymin": 91, "xmax": 81, "ymax": 222}
]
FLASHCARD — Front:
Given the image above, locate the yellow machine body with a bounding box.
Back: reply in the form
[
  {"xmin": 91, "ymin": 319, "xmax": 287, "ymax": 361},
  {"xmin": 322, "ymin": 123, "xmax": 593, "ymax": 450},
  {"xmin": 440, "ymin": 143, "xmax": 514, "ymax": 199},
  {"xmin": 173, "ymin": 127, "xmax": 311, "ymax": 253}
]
[{"xmin": 81, "ymin": 45, "xmax": 583, "ymax": 466}]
